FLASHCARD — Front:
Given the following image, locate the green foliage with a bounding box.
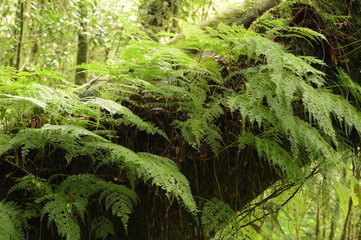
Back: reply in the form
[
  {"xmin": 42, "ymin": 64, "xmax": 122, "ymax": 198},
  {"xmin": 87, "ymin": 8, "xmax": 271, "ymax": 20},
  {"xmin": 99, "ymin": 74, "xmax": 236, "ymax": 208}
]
[
  {"xmin": 9, "ymin": 174, "xmax": 138, "ymax": 239},
  {"xmin": 99, "ymin": 182, "xmax": 138, "ymax": 230},
  {"xmin": 90, "ymin": 217, "xmax": 115, "ymax": 240},
  {"xmin": 42, "ymin": 197, "xmax": 81, "ymax": 240},
  {"xmin": 201, "ymin": 198, "xmax": 236, "ymax": 238},
  {"xmin": 88, "ymin": 97, "xmax": 168, "ymax": 138},
  {"xmin": 0, "ymin": 201, "xmax": 24, "ymax": 240},
  {"xmin": 87, "ymin": 142, "xmax": 197, "ymax": 213}
]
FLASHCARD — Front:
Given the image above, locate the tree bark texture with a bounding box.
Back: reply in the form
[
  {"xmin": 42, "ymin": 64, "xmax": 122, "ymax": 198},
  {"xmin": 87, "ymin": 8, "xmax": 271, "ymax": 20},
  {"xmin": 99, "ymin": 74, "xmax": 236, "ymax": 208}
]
[
  {"xmin": 75, "ymin": 2, "xmax": 88, "ymax": 85},
  {"xmin": 15, "ymin": 0, "xmax": 25, "ymax": 71},
  {"xmin": 168, "ymin": 0, "xmax": 281, "ymax": 44}
]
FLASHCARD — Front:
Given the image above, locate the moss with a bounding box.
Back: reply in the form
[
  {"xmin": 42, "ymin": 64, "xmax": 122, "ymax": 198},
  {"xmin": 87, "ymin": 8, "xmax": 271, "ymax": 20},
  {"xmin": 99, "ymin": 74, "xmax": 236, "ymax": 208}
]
[{"xmin": 200, "ymin": 0, "xmax": 281, "ymax": 29}]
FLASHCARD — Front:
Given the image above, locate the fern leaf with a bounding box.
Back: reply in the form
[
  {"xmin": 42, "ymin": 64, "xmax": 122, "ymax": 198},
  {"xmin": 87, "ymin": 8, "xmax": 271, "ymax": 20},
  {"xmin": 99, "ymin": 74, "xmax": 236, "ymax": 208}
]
[
  {"xmin": 98, "ymin": 182, "xmax": 138, "ymax": 231},
  {"xmin": 9, "ymin": 174, "xmax": 52, "ymax": 196},
  {"xmin": 3, "ymin": 124, "xmax": 108, "ymax": 161},
  {"xmin": 88, "ymin": 98, "xmax": 168, "ymax": 139},
  {"xmin": 201, "ymin": 198, "xmax": 236, "ymax": 238},
  {"xmin": 42, "ymin": 196, "xmax": 81, "ymax": 240},
  {"xmin": 0, "ymin": 94, "xmax": 47, "ymax": 109},
  {"xmin": 88, "ymin": 142, "xmax": 197, "ymax": 213},
  {"xmin": 0, "ymin": 200, "xmax": 24, "ymax": 240},
  {"xmin": 90, "ymin": 217, "xmax": 115, "ymax": 240}
]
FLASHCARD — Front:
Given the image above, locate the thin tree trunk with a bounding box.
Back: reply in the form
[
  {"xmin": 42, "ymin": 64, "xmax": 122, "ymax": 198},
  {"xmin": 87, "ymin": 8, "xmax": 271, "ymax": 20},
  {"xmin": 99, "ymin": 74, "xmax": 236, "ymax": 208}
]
[
  {"xmin": 328, "ymin": 220, "xmax": 335, "ymax": 240},
  {"xmin": 340, "ymin": 198, "xmax": 353, "ymax": 240},
  {"xmin": 15, "ymin": 0, "xmax": 25, "ymax": 71},
  {"xmin": 315, "ymin": 201, "xmax": 320, "ymax": 240},
  {"xmin": 75, "ymin": 1, "xmax": 88, "ymax": 85}
]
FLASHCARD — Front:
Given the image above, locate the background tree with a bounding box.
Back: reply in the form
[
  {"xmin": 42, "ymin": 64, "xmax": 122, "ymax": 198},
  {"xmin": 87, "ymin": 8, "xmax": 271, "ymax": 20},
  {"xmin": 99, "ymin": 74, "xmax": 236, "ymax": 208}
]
[{"xmin": 75, "ymin": 0, "xmax": 89, "ymax": 85}]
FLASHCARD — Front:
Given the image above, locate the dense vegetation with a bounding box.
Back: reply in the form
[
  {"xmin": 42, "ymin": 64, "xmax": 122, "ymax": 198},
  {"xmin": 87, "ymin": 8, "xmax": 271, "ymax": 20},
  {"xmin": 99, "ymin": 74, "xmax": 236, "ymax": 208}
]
[{"xmin": 0, "ymin": 0, "xmax": 360, "ymax": 239}]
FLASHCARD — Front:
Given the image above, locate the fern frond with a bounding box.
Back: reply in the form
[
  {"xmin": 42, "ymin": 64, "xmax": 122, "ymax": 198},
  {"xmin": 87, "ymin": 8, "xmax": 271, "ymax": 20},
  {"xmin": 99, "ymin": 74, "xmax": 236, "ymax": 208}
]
[
  {"xmin": 0, "ymin": 94, "xmax": 47, "ymax": 109},
  {"xmin": 302, "ymin": 86, "xmax": 361, "ymax": 136},
  {"xmin": 98, "ymin": 182, "xmax": 138, "ymax": 231},
  {"xmin": 90, "ymin": 217, "xmax": 115, "ymax": 240},
  {"xmin": 174, "ymin": 99, "xmax": 224, "ymax": 153},
  {"xmin": 88, "ymin": 142, "xmax": 197, "ymax": 213},
  {"xmin": 337, "ymin": 67, "xmax": 361, "ymax": 105},
  {"xmin": 201, "ymin": 198, "xmax": 236, "ymax": 238},
  {"xmin": 252, "ymin": 133, "xmax": 303, "ymax": 180},
  {"xmin": 0, "ymin": 135, "xmax": 11, "ymax": 155},
  {"xmin": 9, "ymin": 174, "xmax": 52, "ymax": 196},
  {"xmin": 58, "ymin": 175, "xmax": 104, "ymax": 222},
  {"xmin": 42, "ymin": 196, "xmax": 81, "ymax": 240},
  {"xmin": 2, "ymin": 124, "xmax": 108, "ymax": 161},
  {"xmin": 88, "ymin": 98, "xmax": 168, "ymax": 139},
  {"xmin": 137, "ymin": 152, "xmax": 197, "ymax": 212},
  {"xmin": 0, "ymin": 200, "xmax": 24, "ymax": 240}
]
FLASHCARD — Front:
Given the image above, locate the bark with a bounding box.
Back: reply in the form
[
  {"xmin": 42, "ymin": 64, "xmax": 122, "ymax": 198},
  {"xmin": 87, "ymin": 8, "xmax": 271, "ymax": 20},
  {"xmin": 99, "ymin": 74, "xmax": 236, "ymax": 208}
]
[
  {"xmin": 168, "ymin": 0, "xmax": 281, "ymax": 44},
  {"xmin": 15, "ymin": 0, "xmax": 25, "ymax": 71},
  {"xmin": 75, "ymin": 2, "xmax": 88, "ymax": 85},
  {"xmin": 198, "ymin": 0, "xmax": 280, "ymax": 29}
]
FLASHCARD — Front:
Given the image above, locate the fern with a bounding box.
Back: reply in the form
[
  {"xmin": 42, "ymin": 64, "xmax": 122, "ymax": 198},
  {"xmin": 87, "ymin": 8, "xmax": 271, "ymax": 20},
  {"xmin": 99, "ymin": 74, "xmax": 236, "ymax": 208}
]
[
  {"xmin": 239, "ymin": 132, "xmax": 304, "ymax": 180},
  {"xmin": 90, "ymin": 217, "xmax": 115, "ymax": 240},
  {"xmin": 9, "ymin": 174, "xmax": 52, "ymax": 196},
  {"xmin": 1, "ymin": 123, "xmax": 197, "ymax": 215},
  {"xmin": 59, "ymin": 174, "xmax": 138, "ymax": 230},
  {"xmin": 87, "ymin": 142, "xmax": 197, "ymax": 213},
  {"xmin": 201, "ymin": 198, "xmax": 236, "ymax": 238},
  {"xmin": 173, "ymin": 98, "xmax": 224, "ymax": 153},
  {"xmin": 204, "ymin": 23, "xmax": 361, "ymax": 181},
  {"xmin": 98, "ymin": 182, "xmax": 138, "ymax": 230},
  {"xmin": 10, "ymin": 173, "xmax": 139, "ymax": 237},
  {"xmin": 0, "ymin": 124, "xmax": 107, "ymax": 162},
  {"xmin": 87, "ymin": 97, "xmax": 168, "ymax": 138},
  {"xmin": 0, "ymin": 200, "xmax": 24, "ymax": 240},
  {"xmin": 0, "ymin": 94, "xmax": 47, "ymax": 109},
  {"xmin": 42, "ymin": 196, "xmax": 81, "ymax": 240},
  {"xmin": 336, "ymin": 67, "xmax": 361, "ymax": 106}
]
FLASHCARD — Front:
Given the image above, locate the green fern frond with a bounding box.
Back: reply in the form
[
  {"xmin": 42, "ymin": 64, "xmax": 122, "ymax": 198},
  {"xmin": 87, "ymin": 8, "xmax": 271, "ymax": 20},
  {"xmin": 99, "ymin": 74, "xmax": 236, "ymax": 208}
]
[
  {"xmin": 58, "ymin": 175, "xmax": 105, "ymax": 222},
  {"xmin": 174, "ymin": 99, "xmax": 224, "ymax": 153},
  {"xmin": 88, "ymin": 98, "xmax": 168, "ymax": 139},
  {"xmin": 137, "ymin": 152, "xmax": 197, "ymax": 212},
  {"xmin": 99, "ymin": 182, "xmax": 138, "ymax": 231},
  {"xmin": 42, "ymin": 196, "xmax": 81, "ymax": 240},
  {"xmin": 201, "ymin": 198, "xmax": 236, "ymax": 238},
  {"xmin": 1, "ymin": 124, "xmax": 108, "ymax": 161},
  {"xmin": 337, "ymin": 67, "xmax": 361, "ymax": 105},
  {"xmin": 0, "ymin": 66, "xmax": 19, "ymax": 83},
  {"xmin": 302, "ymin": 86, "xmax": 361, "ymax": 136},
  {"xmin": 2, "ymin": 125, "xmax": 197, "ymax": 214},
  {"xmin": 0, "ymin": 135, "xmax": 11, "ymax": 155},
  {"xmin": 259, "ymin": 19, "xmax": 328, "ymax": 44},
  {"xmin": 0, "ymin": 200, "xmax": 24, "ymax": 240},
  {"xmin": 9, "ymin": 174, "xmax": 52, "ymax": 196},
  {"xmin": 90, "ymin": 217, "xmax": 115, "ymax": 240},
  {"xmin": 87, "ymin": 142, "xmax": 197, "ymax": 213},
  {"xmin": 252, "ymin": 133, "xmax": 303, "ymax": 180},
  {"xmin": 0, "ymin": 94, "xmax": 47, "ymax": 109}
]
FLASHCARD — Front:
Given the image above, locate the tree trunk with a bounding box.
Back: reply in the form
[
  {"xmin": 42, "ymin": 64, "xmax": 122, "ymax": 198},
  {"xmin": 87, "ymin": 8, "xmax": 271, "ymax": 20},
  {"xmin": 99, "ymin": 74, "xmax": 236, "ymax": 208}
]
[
  {"xmin": 14, "ymin": 0, "xmax": 25, "ymax": 71},
  {"xmin": 168, "ymin": 0, "xmax": 281, "ymax": 44},
  {"xmin": 75, "ymin": 1, "xmax": 88, "ymax": 85}
]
